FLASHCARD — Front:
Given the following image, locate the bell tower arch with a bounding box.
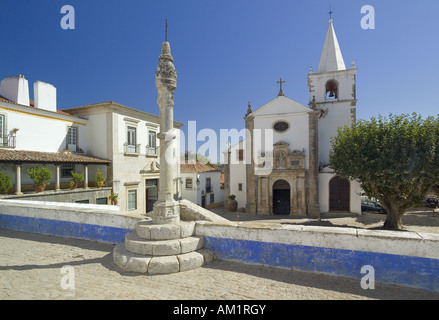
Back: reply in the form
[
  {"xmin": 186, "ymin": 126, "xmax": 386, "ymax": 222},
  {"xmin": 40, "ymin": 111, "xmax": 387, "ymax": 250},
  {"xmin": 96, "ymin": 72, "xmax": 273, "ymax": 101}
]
[{"xmin": 308, "ymin": 19, "xmax": 357, "ymax": 167}]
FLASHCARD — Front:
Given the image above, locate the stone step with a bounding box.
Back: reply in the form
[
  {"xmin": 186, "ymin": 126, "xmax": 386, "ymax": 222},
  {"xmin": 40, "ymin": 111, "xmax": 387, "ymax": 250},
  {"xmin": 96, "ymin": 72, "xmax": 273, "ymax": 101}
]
[
  {"xmin": 136, "ymin": 221, "xmax": 195, "ymax": 240},
  {"xmin": 125, "ymin": 232, "xmax": 204, "ymax": 256},
  {"xmin": 113, "ymin": 243, "xmax": 215, "ymax": 275}
]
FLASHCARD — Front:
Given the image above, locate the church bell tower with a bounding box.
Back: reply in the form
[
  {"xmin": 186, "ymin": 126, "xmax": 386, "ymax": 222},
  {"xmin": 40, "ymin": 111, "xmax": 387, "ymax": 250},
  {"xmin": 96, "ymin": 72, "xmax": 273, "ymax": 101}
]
[{"xmin": 308, "ymin": 18, "xmax": 357, "ymax": 167}]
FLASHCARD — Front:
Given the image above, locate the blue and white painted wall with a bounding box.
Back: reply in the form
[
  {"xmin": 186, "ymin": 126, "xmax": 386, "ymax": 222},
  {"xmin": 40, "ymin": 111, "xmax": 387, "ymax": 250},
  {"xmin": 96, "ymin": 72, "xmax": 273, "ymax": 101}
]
[
  {"xmin": 196, "ymin": 222, "xmax": 439, "ymax": 293},
  {"xmin": 1, "ymin": 199, "xmax": 438, "ymax": 292},
  {"xmin": 0, "ymin": 200, "xmax": 139, "ymax": 244}
]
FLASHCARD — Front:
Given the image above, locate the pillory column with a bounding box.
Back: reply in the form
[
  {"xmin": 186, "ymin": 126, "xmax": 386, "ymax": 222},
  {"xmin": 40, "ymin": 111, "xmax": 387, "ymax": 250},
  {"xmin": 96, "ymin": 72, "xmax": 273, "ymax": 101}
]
[{"xmin": 152, "ymin": 40, "xmax": 180, "ymax": 224}]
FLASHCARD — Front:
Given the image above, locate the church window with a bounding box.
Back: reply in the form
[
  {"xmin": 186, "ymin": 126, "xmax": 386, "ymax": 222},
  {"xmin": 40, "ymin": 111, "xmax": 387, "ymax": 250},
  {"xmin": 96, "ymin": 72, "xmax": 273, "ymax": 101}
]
[
  {"xmin": 273, "ymin": 121, "xmax": 289, "ymax": 133},
  {"xmin": 237, "ymin": 149, "xmax": 244, "ymax": 162},
  {"xmin": 238, "ymin": 183, "xmax": 243, "ymax": 191},
  {"xmin": 326, "ymin": 79, "xmax": 338, "ymax": 100}
]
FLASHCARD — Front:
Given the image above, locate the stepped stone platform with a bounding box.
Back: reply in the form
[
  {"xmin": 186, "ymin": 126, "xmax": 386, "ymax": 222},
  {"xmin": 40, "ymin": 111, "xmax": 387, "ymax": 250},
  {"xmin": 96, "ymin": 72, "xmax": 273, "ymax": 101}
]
[{"xmin": 113, "ymin": 220, "xmax": 216, "ymax": 275}]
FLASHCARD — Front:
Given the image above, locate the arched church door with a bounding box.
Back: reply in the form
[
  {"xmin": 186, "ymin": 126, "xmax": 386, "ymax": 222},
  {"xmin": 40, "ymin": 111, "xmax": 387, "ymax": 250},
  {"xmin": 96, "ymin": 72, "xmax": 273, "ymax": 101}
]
[
  {"xmin": 273, "ymin": 179, "xmax": 291, "ymax": 215},
  {"xmin": 329, "ymin": 177, "xmax": 350, "ymax": 212}
]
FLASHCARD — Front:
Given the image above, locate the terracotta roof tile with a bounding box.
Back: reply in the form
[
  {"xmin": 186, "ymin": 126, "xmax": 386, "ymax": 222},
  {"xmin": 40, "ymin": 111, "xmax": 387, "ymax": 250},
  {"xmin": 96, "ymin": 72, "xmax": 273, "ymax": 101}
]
[
  {"xmin": 180, "ymin": 160, "xmax": 220, "ymax": 173},
  {"xmin": 0, "ymin": 149, "xmax": 111, "ymax": 164}
]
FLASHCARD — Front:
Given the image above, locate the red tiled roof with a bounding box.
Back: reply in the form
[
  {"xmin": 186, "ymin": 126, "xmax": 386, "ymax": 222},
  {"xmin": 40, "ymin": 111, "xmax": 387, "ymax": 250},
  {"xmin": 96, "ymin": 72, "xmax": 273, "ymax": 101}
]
[
  {"xmin": 0, "ymin": 149, "xmax": 111, "ymax": 164},
  {"xmin": 180, "ymin": 160, "xmax": 220, "ymax": 173}
]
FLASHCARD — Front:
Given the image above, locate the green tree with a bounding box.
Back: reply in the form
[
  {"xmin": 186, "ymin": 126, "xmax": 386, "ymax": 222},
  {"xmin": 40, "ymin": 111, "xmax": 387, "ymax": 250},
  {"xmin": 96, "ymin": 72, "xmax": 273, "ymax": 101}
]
[
  {"xmin": 28, "ymin": 166, "xmax": 52, "ymax": 188},
  {"xmin": 0, "ymin": 172, "xmax": 12, "ymax": 194},
  {"xmin": 330, "ymin": 113, "xmax": 439, "ymax": 230}
]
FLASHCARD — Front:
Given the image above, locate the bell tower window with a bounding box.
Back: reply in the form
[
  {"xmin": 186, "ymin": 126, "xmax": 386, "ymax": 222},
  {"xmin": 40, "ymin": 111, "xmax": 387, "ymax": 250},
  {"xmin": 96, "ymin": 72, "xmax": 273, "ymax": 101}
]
[{"xmin": 325, "ymin": 79, "xmax": 338, "ymax": 100}]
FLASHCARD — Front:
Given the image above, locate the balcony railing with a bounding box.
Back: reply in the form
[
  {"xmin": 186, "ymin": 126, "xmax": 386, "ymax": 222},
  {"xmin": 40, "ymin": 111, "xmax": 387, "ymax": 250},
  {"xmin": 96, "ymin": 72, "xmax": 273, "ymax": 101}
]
[
  {"xmin": 146, "ymin": 145, "xmax": 159, "ymax": 156},
  {"xmin": 0, "ymin": 134, "xmax": 16, "ymax": 148},
  {"xmin": 124, "ymin": 143, "xmax": 140, "ymax": 155}
]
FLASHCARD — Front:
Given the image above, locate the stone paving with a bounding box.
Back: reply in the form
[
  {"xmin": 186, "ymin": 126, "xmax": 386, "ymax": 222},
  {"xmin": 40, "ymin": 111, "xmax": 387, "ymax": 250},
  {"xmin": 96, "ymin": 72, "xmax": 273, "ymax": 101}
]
[{"xmin": 1, "ymin": 229, "xmax": 438, "ymax": 300}]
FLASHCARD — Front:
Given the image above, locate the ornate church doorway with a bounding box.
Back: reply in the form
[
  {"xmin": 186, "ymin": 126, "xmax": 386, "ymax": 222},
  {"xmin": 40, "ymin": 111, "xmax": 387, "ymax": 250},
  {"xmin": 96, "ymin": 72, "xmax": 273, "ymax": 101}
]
[
  {"xmin": 329, "ymin": 176, "xmax": 350, "ymax": 212},
  {"xmin": 273, "ymin": 179, "xmax": 291, "ymax": 215}
]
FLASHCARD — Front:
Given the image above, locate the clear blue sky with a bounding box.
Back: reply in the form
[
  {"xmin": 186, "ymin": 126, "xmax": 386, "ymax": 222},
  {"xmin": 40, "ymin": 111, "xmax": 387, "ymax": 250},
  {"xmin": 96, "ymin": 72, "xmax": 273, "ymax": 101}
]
[{"xmin": 1, "ymin": 1, "xmax": 438, "ymax": 162}]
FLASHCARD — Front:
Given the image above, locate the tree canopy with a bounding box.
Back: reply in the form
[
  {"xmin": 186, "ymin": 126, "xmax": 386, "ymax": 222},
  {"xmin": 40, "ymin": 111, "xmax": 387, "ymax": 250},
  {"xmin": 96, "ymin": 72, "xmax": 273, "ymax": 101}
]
[{"xmin": 329, "ymin": 113, "xmax": 439, "ymax": 230}]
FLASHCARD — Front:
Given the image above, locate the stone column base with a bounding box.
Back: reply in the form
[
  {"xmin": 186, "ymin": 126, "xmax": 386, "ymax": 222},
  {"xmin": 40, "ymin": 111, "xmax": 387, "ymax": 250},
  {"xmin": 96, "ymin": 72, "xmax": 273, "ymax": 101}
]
[
  {"xmin": 152, "ymin": 200, "xmax": 180, "ymax": 224},
  {"xmin": 113, "ymin": 220, "xmax": 216, "ymax": 275}
]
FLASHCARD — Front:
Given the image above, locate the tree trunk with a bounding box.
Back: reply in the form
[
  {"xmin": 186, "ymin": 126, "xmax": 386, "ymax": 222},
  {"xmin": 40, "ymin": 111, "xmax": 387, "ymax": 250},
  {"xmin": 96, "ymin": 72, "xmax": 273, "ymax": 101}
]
[{"xmin": 383, "ymin": 207, "xmax": 404, "ymax": 230}]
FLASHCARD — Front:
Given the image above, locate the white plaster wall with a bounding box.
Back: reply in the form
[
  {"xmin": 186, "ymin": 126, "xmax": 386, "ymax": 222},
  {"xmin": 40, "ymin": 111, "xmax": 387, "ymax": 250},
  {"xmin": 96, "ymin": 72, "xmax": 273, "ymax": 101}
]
[
  {"xmin": 34, "ymin": 81, "xmax": 56, "ymax": 112},
  {"xmin": 318, "ymin": 104, "xmax": 352, "ymax": 165},
  {"xmin": 0, "ymin": 103, "xmax": 87, "ymax": 153},
  {"xmin": 308, "ymin": 69, "xmax": 356, "ymax": 166},
  {"xmin": 229, "ymin": 141, "xmax": 247, "ymax": 209},
  {"xmin": 254, "ymin": 113, "xmax": 310, "ymax": 169},
  {"xmin": 181, "ymin": 172, "xmax": 198, "ymax": 204},
  {"xmin": 0, "ymin": 76, "xmax": 30, "ymax": 106}
]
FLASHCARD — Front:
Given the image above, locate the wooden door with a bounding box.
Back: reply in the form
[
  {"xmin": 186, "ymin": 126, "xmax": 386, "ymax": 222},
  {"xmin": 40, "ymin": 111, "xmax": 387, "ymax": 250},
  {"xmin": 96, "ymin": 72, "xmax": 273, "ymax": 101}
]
[{"xmin": 329, "ymin": 177, "xmax": 350, "ymax": 212}]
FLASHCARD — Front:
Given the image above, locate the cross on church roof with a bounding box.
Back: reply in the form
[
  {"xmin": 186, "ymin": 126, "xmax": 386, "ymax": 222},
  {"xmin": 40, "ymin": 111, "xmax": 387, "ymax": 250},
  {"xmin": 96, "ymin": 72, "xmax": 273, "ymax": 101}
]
[
  {"xmin": 165, "ymin": 19, "xmax": 168, "ymax": 42},
  {"xmin": 277, "ymin": 77, "xmax": 286, "ymax": 97},
  {"xmin": 329, "ymin": 4, "xmax": 333, "ymax": 20}
]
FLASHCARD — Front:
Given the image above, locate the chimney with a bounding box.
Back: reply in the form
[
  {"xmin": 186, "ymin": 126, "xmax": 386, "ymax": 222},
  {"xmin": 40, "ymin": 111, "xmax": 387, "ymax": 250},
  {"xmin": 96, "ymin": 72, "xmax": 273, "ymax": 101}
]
[
  {"xmin": 34, "ymin": 81, "xmax": 57, "ymax": 112},
  {"xmin": 0, "ymin": 75, "xmax": 30, "ymax": 106}
]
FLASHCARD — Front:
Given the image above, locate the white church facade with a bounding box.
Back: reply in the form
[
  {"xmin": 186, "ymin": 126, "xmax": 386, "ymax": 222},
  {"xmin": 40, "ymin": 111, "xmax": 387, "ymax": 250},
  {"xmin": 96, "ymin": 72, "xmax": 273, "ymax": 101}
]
[{"xmin": 226, "ymin": 19, "xmax": 362, "ymax": 217}]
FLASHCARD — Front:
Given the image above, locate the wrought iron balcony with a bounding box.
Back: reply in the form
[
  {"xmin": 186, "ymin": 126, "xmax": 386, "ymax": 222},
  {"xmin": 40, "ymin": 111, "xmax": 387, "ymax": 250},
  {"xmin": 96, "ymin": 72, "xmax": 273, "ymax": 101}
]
[
  {"xmin": 124, "ymin": 143, "xmax": 140, "ymax": 155},
  {"xmin": 0, "ymin": 134, "xmax": 16, "ymax": 148},
  {"xmin": 146, "ymin": 145, "xmax": 159, "ymax": 156}
]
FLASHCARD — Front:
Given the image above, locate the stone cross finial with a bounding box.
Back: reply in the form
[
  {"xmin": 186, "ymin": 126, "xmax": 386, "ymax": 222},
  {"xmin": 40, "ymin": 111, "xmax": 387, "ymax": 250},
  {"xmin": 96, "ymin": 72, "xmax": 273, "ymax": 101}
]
[
  {"xmin": 165, "ymin": 19, "xmax": 168, "ymax": 42},
  {"xmin": 246, "ymin": 101, "xmax": 253, "ymax": 116},
  {"xmin": 329, "ymin": 4, "xmax": 333, "ymax": 20},
  {"xmin": 277, "ymin": 78, "xmax": 286, "ymax": 97}
]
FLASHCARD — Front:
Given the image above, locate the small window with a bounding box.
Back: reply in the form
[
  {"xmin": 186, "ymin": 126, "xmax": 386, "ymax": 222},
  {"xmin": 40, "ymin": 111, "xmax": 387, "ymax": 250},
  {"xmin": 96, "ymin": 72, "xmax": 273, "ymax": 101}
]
[
  {"xmin": 67, "ymin": 126, "xmax": 78, "ymax": 152},
  {"xmin": 238, "ymin": 183, "xmax": 243, "ymax": 191},
  {"xmin": 148, "ymin": 131, "xmax": 157, "ymax": 155},
  {"xmin": 237, "ymin": 149, "xmax": 244, "ymax": 162},
  {"xmin": 273, "ymin": 121, "xmax": 289, "ymax": 133},
  {"xmin": 185, "ymin": 178, "xmax": 193, "ymax": 189},
  {"xmin": 0, "ymin": 115, "xmax": 5, "ymax": 139},
  {"xmin": 61, "ymin": 164, "xmax": 74, "ymax": 178},
  {"xmin": 326, "ymin": 79, "xmax": 338, "ymax": 100},
  {"xmin": 206, "ymin": 178, "xmax": 212, "ymax": 193},
  {"xmin": 96, "ymin": 198, "xmax": 108, "ymax": 205},
  {"xmin": 128, "ymin": 190, "xmax": 137, "ymax": 210},
  {"xmin": 210, "ymin": 193, "xmax": 214, "ymax": 204},
  {"xmin": 127, "ymin": 126, "xmax": 137, "ymax": 146}
]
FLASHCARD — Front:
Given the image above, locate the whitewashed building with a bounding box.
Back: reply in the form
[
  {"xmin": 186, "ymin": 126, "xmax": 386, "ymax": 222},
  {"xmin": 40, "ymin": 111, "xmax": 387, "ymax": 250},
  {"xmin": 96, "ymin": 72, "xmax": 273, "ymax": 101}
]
[
  {"xmin": 226, "ymin": 19, "xmax": 362, "ymax": 216},
  {"xmin": 0, "ymin": 75, "xmax": 111, "ymax": 203},
  {"xmin": 180, "ymin": 160, "xmax": 224, "ymax": 208},
  {"xmin": 63, "ymin": 101, "xmax": 183, "ymax": 214},
  {"xmin": 0, "ymin": 74, "xmax": 184, "ymax": 213}
]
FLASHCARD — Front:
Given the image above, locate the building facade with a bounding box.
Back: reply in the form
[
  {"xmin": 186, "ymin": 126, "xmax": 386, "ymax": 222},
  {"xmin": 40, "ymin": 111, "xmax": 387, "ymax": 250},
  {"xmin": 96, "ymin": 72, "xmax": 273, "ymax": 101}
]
[
  {"xmin": 180, "ymin": 160, "xmax": 224, "ymax": 209},
  {"xmin": 63, "ymin": 101, "xmax": 183, "ymax": 214},
  {"xmin": 0, "ymin": 75, "xmax": 111, "ymax": 204},
  {"xmin": 226, "ymin": 19, "xmax": 362, "ymax": 217}
]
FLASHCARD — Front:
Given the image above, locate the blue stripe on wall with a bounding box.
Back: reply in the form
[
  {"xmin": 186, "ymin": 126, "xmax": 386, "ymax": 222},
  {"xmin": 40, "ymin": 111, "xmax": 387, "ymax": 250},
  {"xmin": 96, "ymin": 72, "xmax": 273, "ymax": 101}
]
[
  {"xmin": 0, "ymin": 214, "xmax": 131, "ymax": 244},
  {"xmin": 204, "ymin": 236, "xmax": 439, "ymax": 292}
]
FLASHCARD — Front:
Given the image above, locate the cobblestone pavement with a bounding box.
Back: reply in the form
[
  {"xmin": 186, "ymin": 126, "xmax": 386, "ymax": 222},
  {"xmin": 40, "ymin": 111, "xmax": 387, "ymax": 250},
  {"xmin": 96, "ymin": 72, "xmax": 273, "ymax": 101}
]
[{"xmin": 1, "ymin": 229, "xmax": 438, "ymax": 300}]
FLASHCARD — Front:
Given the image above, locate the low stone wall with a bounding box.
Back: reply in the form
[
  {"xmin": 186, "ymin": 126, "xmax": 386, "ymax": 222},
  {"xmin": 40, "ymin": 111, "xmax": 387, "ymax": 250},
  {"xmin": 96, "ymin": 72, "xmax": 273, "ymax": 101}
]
[
  {"xmin": 1, "ymin": 200, "xmax": 438, "ymax": 292},
  {"xmin": 0, "ymin": 200, "xmax": 141, "ymax": 243},
  {"xmin": 195, "ymin": 222, "xmax": 439, "ymax": 292}
]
